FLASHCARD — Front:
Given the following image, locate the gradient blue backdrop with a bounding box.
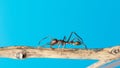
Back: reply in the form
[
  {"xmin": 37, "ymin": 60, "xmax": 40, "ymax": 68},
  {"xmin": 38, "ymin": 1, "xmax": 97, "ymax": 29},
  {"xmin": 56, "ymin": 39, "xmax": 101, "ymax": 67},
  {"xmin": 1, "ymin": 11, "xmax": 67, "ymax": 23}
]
[{"xmin": 0, "ymin": 0, "xmax": 120, "ymax": 68}]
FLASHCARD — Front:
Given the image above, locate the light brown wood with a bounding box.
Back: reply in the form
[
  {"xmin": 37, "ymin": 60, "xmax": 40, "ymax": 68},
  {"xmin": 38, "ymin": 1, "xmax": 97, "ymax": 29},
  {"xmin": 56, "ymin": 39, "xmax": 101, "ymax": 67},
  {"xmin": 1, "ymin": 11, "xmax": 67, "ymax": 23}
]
[{"xmin": 0, "ymin": 45, "xmax": 120, "ymax": 68}]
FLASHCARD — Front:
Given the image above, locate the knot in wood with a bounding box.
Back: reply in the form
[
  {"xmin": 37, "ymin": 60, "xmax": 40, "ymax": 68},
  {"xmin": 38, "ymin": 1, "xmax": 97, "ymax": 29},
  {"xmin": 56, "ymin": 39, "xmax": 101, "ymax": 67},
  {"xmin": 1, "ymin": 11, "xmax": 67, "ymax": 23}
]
[{"xmin": 15, "ymin": 50, "xmax": 27, "ymax": 59}]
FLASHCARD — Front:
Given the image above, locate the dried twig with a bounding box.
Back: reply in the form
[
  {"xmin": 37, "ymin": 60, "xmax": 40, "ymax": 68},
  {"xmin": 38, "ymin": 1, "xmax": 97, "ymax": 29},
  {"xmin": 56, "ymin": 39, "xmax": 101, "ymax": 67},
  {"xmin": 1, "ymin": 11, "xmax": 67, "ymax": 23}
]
[{"xmin": 0, "ymin": 45, "xmax": 120, "ymax": 68}]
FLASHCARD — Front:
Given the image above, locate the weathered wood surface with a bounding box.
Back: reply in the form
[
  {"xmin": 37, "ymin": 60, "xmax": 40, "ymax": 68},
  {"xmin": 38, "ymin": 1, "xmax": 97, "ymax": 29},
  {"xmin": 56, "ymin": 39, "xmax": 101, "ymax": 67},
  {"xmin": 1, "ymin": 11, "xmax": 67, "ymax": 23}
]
[{"xmin": 0, "ymin": 45, "xmax": 120, "ymax": 68}]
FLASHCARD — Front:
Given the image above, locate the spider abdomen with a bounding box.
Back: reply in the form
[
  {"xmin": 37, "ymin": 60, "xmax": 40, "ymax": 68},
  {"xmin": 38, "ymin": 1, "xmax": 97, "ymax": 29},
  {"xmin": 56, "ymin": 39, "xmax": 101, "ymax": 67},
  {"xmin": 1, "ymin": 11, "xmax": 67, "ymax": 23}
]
[{"xmin": 73, "ymin": 41, "xmax": 81, "ymax": 45}]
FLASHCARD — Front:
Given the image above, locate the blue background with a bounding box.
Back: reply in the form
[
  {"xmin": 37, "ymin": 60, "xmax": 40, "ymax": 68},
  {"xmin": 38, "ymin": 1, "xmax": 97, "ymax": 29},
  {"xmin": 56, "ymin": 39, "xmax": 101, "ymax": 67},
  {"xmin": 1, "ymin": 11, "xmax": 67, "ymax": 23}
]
[{"xmin": 0, "ymin": 0, "xmax": 120, "ymax": 68}]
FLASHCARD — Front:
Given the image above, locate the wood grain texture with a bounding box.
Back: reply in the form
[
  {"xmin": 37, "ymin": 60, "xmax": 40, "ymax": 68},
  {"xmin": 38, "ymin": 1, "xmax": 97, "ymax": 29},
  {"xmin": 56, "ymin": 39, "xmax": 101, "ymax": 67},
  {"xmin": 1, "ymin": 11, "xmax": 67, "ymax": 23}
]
[{"xmin": 0, "ymin": 45, "xmax": 120, "ymax": 68}]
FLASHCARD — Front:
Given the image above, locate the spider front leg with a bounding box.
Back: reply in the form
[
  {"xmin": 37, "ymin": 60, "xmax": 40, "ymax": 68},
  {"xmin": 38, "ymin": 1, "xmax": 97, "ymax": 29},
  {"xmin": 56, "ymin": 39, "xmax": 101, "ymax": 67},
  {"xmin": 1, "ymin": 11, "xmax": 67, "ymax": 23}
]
[
  {"xmin": 37, "ymin": 42, "xmax": 51, "ymax": 49},
  {"xmin": 38, "ymin": 36, "xmax": 56, "ymax": 49},
  {"xmin": 38, "ymin": 36, "xmax": 53, "ymax": 45},
  {"xmin": 50, "ymin": 44, "xmax": 56, "ymax": 49}
]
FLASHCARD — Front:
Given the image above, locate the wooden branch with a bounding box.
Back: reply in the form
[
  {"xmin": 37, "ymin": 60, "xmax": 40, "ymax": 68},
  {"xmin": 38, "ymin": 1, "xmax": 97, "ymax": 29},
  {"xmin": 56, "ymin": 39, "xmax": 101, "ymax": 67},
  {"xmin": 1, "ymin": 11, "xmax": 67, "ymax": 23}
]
[
  {"xmin": 0, "ymin": 45, "xmax": 120, "ymax": 68},
  {"xmin": 103, "ymin": 59, "xmax": 120, "ymax": 68}
]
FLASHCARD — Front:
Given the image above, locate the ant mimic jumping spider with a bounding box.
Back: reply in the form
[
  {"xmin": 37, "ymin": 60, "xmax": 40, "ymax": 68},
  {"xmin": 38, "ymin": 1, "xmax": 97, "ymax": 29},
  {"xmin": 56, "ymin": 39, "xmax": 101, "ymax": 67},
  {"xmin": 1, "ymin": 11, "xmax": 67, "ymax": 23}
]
[{"xmin": 38, "ymin": 32, "xmax": 88, "ymax": 50}]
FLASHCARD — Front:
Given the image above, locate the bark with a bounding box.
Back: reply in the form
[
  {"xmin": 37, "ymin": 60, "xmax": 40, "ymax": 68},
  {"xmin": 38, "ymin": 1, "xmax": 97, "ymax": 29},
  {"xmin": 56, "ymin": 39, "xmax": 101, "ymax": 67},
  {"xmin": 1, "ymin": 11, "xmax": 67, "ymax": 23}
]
[{"xmin": 0, "ymin": 45, "xmax": 120, "ymax": 68}]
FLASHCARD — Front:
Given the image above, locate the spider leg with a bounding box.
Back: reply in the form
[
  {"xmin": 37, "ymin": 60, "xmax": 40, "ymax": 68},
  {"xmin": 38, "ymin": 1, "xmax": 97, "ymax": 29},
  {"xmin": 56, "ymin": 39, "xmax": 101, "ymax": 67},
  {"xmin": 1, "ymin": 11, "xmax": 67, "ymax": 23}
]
[
  {"xmin": 60, "ymin": 44, "xmax": 66, "ymax": 55},
  {"xmin": 67, "ymin": 32, "xmax": 88, "ymax": 49},
  {"xmin": 58, "ymin": 44, "xmax": 61, "ymax": 49},
  {"xmin": 38, "ymin": 36, "xmax": 53, "ymax": 45},
  {"xmin": 82, "ymin": 43, "xmax": 88, "ymax": 50},
  {"xmin": 72, "ymin": 32, "xmax": 88, "ymax": 50},
  {"xmin": 50, "ymin": 45, "xmax": 55, "ymax": 49},
  {"xmin": 71, "ymin": 37, "xmax": 88, "ymax": 50},
  {"xmin": 67, "ymin": 32, "xmax": 83, "ymax": 42},
  {"xmin": 41, "ymin": 42, "xmax": 50, "ymax": 47},
  {"xmin": 71, "ymin": 37, "xmax": 80, "ymax": 41},
  {"xmin": 62, "ymin": 44, "xmax": 66, "ymax": 50},
  {"xmin": 67, "ymin": 32, "xmax": 74, "ymax": 42},
  {"xmin": 57, "ymin": 44, "xmax": 61, "ymax": 54},
  {"xmin": 73, "ymin": 32, "xmax": 83, "ymax": 42},
  {"xmin": 63, "ymin": 36, "xmax": 67, "ymax": 41}
]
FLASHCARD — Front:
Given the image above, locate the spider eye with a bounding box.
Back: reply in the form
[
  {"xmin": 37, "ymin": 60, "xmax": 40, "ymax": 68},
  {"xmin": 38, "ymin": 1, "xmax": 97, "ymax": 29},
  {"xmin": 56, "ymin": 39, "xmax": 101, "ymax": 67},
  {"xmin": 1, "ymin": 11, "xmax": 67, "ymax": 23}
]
[
  {"xmin": 51, "ymin": 39, "xmax": 58, "ymax": 45},
  {"xmin": 74, "ymin": 41, "xmax": 81, "ymax": 45}
]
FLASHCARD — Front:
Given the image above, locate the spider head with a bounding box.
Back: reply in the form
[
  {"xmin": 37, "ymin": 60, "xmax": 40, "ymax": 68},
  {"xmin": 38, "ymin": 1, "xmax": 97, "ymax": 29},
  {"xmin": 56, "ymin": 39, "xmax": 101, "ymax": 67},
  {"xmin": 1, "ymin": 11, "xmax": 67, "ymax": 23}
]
[
  {"xmin": 73, "ymin": 41, "xmax": 81, "ymax": 45},
  {"xmin": 50, "ymin": 39, "xmax": 58, "ymax": 45}
]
